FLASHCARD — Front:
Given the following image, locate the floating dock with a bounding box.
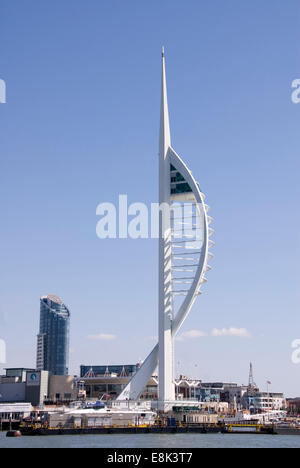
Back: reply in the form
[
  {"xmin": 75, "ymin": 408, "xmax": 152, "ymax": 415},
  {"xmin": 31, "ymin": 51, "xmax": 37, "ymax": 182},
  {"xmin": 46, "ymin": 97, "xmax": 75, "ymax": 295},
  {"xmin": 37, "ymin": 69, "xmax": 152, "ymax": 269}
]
[{"xmin": 19, "ymin": 423, "xmax": 277, "ymax": 436}]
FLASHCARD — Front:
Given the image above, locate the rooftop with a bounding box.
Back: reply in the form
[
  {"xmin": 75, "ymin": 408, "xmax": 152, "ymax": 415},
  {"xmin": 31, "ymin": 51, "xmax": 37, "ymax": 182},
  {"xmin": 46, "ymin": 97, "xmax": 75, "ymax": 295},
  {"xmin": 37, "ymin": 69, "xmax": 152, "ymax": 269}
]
[{"xmin": 41, "ymin": 294, "xmax": 64, "ymax": 305}]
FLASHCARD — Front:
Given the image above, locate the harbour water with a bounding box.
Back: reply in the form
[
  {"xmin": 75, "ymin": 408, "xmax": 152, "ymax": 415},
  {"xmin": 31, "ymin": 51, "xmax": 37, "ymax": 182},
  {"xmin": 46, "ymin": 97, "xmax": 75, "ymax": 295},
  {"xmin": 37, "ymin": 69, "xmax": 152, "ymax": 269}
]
[{"xmin": 1, "ymin": 431, "xmax": 300, "ymax": 448}]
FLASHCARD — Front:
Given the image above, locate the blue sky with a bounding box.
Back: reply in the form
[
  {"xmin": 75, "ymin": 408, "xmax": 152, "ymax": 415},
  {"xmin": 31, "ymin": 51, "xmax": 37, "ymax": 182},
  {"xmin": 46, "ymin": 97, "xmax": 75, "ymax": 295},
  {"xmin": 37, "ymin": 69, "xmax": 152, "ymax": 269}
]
[{"xmin": 0, "ymin": 0, "xmax": 299, "ymax": 396}]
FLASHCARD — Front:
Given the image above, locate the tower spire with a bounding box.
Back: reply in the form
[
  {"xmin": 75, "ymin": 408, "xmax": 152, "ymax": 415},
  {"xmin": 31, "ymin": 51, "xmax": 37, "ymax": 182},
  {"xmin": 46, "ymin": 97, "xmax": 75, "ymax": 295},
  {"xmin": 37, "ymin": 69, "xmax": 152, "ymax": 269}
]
[
  {"xmin": 158, "ymin": 46, "xmax": 174, "ymax": 406},
  {"xmin": 159, "ymin": 46, "xmax": 171, "ymax": 158},
  {"xmin": 117, "ymin": 50, "xmax": 212, "ymax": 409}
]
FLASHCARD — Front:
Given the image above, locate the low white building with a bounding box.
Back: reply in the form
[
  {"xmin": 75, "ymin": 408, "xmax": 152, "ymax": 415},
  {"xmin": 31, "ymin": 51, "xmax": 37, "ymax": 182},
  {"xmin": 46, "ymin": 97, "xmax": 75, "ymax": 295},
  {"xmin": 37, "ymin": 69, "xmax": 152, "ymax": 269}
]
[
  {"xmin": 251, "ymin": 393, "xmax": 286, "ymax": 411},
  {"xmin": 0, "ymin": 402, "xmax": 32, "ymax": 421}
]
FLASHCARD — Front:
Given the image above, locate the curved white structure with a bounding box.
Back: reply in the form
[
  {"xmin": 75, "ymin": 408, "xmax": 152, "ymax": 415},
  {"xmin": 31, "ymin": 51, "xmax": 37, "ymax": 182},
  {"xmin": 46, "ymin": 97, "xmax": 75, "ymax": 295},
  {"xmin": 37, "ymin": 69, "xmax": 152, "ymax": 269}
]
[{"xmin": 118, "ymin": 49, "xmax": 213, "ymax": 409}]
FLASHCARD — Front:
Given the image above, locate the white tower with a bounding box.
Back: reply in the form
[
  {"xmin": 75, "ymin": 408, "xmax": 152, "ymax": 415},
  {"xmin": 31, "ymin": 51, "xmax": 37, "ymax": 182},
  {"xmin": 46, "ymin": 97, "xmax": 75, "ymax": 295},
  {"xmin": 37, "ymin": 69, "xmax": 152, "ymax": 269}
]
[
  {"xmin": 158, "ymin": 46, "xmax": 175, "ymax": 402},
  {"xmin": 117, "ymin": 49, "xmax": 213, "ymax": 410}
]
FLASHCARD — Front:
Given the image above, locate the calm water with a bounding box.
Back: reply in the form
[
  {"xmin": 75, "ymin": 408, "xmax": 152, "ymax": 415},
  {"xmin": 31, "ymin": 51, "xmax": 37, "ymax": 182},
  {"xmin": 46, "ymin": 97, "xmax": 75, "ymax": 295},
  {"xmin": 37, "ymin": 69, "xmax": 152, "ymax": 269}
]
[{"xmin": 1, "ymin": 431, "xmax": 300, "ymax": 448}]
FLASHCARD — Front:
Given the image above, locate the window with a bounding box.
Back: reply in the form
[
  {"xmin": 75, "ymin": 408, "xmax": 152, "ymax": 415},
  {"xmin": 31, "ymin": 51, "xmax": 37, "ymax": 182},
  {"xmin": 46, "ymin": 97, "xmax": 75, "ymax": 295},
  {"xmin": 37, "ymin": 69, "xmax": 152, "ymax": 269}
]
[
  {"xmin": 171, "ymin": 183, "xmax": 192, "ymax": 194},
  {"xmin": 170, "ymin": 165, "xmax": 192, "ymax": 194}
]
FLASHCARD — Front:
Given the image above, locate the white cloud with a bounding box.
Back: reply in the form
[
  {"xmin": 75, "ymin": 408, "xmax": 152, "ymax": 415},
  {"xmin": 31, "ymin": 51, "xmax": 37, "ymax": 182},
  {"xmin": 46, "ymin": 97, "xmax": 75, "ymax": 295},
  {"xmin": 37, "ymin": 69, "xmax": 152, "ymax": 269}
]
[
  {"xmin": 176, "ymin": 330, "xmax": 207, "ymax": 342},
  {"xmin": 211, "ymin": 327, "xmax": 251, "ymax": 338},
  {"xmin": 88, "ymin": 333, "xmax": 117, "ymax": 341}
]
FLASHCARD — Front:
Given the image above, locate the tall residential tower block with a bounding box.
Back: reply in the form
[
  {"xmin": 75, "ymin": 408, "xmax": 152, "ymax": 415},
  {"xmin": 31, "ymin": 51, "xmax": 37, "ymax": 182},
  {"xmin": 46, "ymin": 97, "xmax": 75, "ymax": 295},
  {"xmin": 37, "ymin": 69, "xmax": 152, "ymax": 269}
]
[{"xmin": 36, "ymin": 294, "xmax": 70, "ymax": 376}]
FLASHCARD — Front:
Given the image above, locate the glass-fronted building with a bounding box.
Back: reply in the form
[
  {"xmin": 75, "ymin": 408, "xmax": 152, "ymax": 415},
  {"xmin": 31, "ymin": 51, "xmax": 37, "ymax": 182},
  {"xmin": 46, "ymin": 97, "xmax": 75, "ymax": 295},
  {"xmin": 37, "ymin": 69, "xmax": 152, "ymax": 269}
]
[
  {"xmin": 80, "ymin": 364, "xmax": 138, "ymax": 378},
  {"xmin": 36, "ymin": 294, "xmax": 70, "ymax": 376}
]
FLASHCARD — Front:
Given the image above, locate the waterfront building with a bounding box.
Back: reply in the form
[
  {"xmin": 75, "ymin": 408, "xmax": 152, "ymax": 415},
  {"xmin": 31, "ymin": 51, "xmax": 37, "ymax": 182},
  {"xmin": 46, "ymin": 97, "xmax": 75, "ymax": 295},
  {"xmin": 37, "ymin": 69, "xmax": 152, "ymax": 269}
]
[
  {"xmin": 0, "ymin": 368, "xmax": 49, "ymax": 406},
  {"xmin": 25, "ymin": 370, "xmax": 50, "ymax": 407},
  {"xmin": 196, "ymin": 382, "xmax": 247, "ymax": 407},
  {"xmin": 0, "ymin": 368, "xmax": 79, "ymax": 406},
  {"xmin": 197, "ymin": 386, "xmax": 223, "ymax": 403},
  {"xmin": 0, "ymin": 368, "xmax": 34, "ymax": 403},
  {"xmin": 36, "ymin": 294, "xmax": 70, "ymax": 376},
  {"xmin": 222, "ymin": 385, "xmax": 249, "ymax": 409},
  {"xmin": 287, "ymin": 398, "xmax": 300, "ymax": 414},
  {"xmin": 80, "ymin": 364, "xmax": 138, "ymax": 379},
  {"xmin": 79, "ymin": 366, "xmax": 204, "ymax": 401},
  {"xmin": 79, "ymin": 365, "xmax": 263, "ymax": 410},
  {"xmin": 249, "ymin": 392, "xmax": 286, "ymax": 412},
  {"xmin": 80, "ymin": 366, "xmax": 208, "ymax": 403},
  {"xmin": 80, "ymin": 365, "xmax": 139, "ymax": 399},
  {"xmin": 47, "ymin": 375, "xmax": 76, "ymax": 403},
  {"xmin": 0, "ymin": 403, "xmax": 33, "ymax": 424},
  {"xmin": 198, "ymin": 383, "xmax": 286, "ymax": 412},
  {"xmin": 3, "ymin": 368, "xmax": 36, "ymax": 381},
  {"xmin": 117, "ymin": 49, "xmax": 213, "ymax": 411}
]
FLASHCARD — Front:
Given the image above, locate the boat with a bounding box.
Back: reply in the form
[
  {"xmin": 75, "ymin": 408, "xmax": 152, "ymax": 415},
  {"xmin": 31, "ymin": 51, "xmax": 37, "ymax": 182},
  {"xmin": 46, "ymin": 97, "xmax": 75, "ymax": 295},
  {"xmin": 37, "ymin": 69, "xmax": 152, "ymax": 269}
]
[
  {"xmin": 6, "ymin": 430, "xmax": 22, "ymax": 438},
  {"xmin": 41, "ymin": 400, "xmax": 157, "ymax": 429}
]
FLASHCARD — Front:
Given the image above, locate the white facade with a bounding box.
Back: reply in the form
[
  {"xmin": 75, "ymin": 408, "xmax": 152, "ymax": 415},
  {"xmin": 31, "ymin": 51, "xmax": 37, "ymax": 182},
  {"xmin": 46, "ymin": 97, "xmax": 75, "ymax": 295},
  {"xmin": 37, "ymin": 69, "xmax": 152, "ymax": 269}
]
[
  {"xmin": 0, "ymin": 402, "xmax": 32, "ymax": 420},
  {"xmin": 252, "ymin": 393, "xmax": 286, "ymax": 411},
  {"xmin": 117, "ymin": 49, "xmax": 213, "ymax": 410},
  {"xmin": 158, "ymin": 47, "xmax": 175, "ymax": 403}
]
